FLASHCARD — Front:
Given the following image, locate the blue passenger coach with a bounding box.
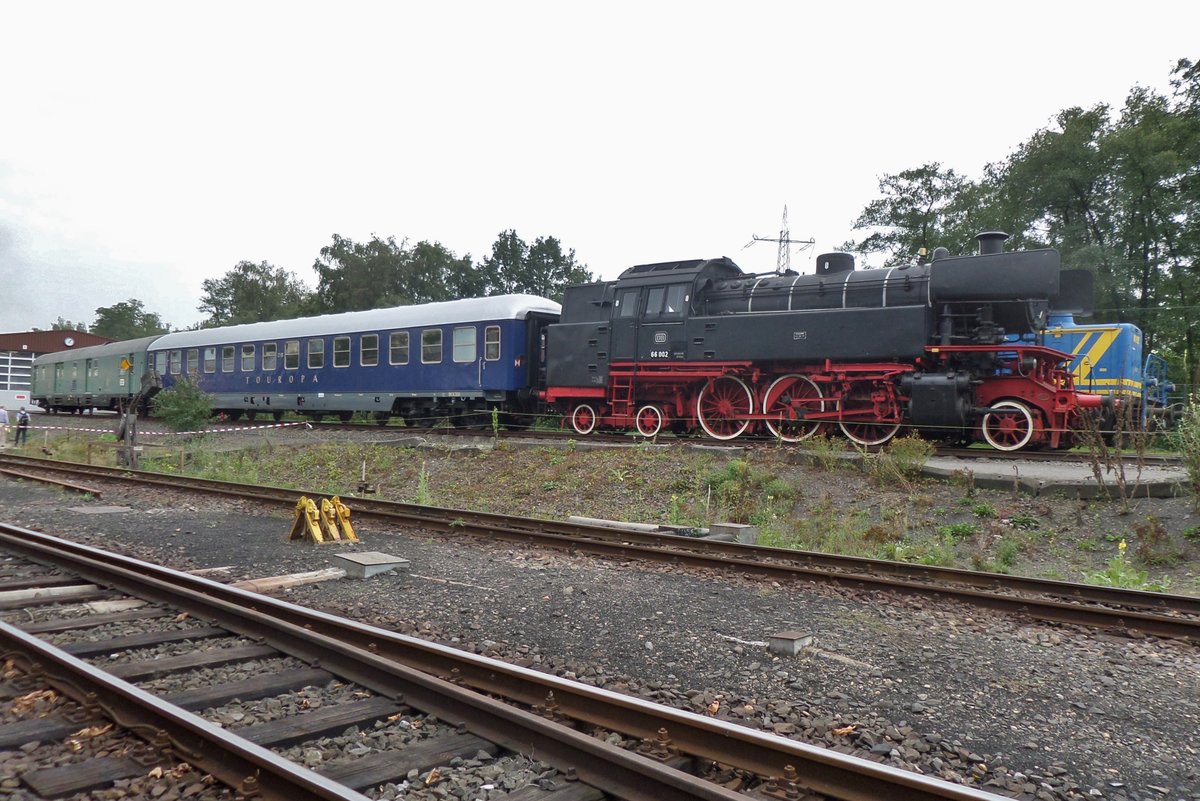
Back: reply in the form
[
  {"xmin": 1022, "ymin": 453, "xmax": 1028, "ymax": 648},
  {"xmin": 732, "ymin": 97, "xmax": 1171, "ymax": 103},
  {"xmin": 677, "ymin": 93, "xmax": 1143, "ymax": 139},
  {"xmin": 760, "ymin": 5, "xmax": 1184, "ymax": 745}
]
[{"xmin": 148, "ymin": 295, "xmax": 560, "ymax": 424}]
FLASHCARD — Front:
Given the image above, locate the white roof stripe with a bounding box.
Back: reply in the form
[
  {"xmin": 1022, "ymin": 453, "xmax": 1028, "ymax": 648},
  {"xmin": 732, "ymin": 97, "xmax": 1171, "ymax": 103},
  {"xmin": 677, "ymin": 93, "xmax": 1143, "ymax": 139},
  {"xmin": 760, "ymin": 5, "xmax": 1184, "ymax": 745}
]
[{"xmin": 151, "ymin": 295, "xmax": 561, "ymax": 350}]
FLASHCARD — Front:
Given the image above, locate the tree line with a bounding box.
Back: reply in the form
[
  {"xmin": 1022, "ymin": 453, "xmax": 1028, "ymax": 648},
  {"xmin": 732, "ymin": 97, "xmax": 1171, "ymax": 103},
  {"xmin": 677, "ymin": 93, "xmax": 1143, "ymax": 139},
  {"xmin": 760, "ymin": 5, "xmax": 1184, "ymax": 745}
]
[
  {"xmin": 845, "ymin": 58, "xmax": 1200, "ymax": 394},
  {"xmin": 46, "ymin": 229, "xmax": 592, "ymax": 339}
]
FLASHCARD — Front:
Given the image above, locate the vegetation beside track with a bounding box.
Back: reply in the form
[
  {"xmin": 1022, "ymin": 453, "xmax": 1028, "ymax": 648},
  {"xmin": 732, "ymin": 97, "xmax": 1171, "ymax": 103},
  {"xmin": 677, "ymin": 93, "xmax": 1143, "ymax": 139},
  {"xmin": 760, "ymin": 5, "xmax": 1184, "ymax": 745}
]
[{"xmin": 17, "ymin": 423, "xmax": 1200, "ymax": 595}]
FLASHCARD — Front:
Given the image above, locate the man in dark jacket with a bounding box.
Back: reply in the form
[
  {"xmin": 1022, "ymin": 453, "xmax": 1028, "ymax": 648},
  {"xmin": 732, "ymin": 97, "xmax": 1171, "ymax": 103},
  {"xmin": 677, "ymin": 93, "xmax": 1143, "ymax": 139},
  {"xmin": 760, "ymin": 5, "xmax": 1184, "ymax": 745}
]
[{"xmin": 13, "ymin": 407, "xmax": 30, "ymax": 446}]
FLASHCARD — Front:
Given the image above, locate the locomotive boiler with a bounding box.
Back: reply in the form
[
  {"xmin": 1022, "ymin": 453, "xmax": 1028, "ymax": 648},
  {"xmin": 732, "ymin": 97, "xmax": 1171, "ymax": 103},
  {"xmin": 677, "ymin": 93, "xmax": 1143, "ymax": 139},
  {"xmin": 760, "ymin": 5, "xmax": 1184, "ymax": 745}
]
[{"xmin": 544, "ymin": 232, "xmax": 1102, "ymax": 451}]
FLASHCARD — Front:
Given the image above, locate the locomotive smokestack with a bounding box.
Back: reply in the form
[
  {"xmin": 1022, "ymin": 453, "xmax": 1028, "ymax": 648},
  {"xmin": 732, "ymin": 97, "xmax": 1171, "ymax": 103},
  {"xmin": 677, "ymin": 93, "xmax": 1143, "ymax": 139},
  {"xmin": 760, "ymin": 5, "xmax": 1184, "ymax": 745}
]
[{"xmin": 976, "ymin": 231, "xmax": 1009, "ymax": 255}]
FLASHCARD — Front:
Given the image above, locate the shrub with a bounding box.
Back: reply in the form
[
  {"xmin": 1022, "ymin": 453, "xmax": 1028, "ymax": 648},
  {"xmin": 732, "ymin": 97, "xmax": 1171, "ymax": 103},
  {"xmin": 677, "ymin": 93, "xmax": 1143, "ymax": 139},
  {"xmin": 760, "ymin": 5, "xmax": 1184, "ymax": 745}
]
[
  {"xmin": 1170, "ymin": 398, "xmax": 1200, "ymax": 510},
  {"xmin": 150, "ymin": 376, "xmax": 213, "ymax": 434}
]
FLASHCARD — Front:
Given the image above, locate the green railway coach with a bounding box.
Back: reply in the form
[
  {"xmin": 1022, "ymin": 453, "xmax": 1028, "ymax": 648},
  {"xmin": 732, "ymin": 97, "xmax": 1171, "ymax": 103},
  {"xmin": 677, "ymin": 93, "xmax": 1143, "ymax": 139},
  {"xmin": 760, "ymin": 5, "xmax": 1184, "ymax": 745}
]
[{"xmin": 32, "ymin": 336, "xmax": 163, "ymax": 414}]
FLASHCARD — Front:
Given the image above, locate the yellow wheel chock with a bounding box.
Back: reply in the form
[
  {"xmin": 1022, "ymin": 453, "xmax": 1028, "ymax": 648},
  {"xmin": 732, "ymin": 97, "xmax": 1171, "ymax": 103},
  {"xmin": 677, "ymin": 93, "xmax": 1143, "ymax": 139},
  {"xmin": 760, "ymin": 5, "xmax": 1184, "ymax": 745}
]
[{"xmin": 287, "ymin": 495, "xmax": 359, "ymax": 544}]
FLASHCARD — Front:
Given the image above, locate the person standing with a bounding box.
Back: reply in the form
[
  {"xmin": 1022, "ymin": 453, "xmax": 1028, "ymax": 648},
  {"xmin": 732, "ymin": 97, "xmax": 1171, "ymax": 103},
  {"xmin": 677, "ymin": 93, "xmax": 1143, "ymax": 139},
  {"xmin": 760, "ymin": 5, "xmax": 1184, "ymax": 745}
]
[
  {"xmin": 0, "ymin": 405, "xmax": 8, "ymax": 448},
  {"xmin": 13, "ymin": 406, "xmax": 30, "ymax": 446}
]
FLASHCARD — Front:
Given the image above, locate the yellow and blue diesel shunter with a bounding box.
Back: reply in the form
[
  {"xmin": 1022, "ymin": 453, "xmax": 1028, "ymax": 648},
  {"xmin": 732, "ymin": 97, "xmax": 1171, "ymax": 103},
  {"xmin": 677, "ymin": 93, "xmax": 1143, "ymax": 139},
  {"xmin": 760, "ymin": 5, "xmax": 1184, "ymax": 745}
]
[{"xmin": 1029, "ymin": 313, "xmax": 1174, "ymax": 428}]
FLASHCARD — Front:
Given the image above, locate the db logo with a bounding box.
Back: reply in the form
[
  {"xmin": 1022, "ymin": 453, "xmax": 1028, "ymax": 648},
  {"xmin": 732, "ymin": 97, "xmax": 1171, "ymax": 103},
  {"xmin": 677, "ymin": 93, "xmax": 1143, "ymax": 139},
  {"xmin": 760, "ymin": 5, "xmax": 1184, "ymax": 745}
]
[{"xmin": 654, "ymin": 332, "xmax": 667, "ymax": 344}]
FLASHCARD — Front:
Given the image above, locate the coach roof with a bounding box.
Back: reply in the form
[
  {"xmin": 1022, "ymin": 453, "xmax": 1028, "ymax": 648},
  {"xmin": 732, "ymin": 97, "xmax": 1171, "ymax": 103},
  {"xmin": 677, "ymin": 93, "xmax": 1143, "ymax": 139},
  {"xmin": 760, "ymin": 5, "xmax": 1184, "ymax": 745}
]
[{"xmin": 151, "ymin": 295, "xmax": 562, "ymax": 351}]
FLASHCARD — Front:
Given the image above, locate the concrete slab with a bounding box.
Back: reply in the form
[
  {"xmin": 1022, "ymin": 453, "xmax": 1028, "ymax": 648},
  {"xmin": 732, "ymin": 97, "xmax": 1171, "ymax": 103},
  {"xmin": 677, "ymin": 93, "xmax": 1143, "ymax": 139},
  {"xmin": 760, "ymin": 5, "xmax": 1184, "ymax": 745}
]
[
  {"xmin": 67, "ymin": 505, "xmax": 132, "ymax": 514},
  {"xmin": 332, "ymin": 551, "xmax": 410, "ymax": 579},
  {"xmin": 922, "ymin": 456, "xmax": 1188, "ymax": 499},
  {"xmin": 769, "ymin": 630, "xmax": 814, "ymax": 656}
]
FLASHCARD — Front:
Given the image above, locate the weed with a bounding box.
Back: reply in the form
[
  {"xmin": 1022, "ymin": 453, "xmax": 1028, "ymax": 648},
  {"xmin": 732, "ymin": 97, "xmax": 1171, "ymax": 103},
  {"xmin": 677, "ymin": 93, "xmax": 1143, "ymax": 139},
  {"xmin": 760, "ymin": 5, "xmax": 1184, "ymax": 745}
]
[
  {"xmin": 1084, "ymin": 540, "xmax": 1173, "ymax": 592},
  {"xmin": 415, "ymin": 463, "xmax": 432, "ymax": 505},
  {"xmin": 937, "ymin": 522, "xmax": 978, "ymax": 540},
  {"xmin": 971, "ymin": 502, "xmax": 998, "ymax": 519},
  {"xmin": 1007, "ymin": 512, "xmax": 1040, "ymax": 530},
  {"xmin": 1169, "ymin": 398, "xmax": 1200, "ymax": 511},
  {"xmin": 542, "ymin": 481, "xmax": 558, "ymax": 492},
  {"xmin": 1184, "ymin": 527, "xmax": 1200, "ymax": 541},
  {"xmin": 1132, "ymin": 516, "xmax": 1178, "ymax": 566},
  {"xmin": 611, "ymin": 468, "xmax": 629, "ymax": 483},
  {"xmin": 865, "ymin": 433, "xmax": 933, "ymax": 489},
  {"xmin": 804, "ymin": 435, "xmax": 848, "ymax": 472}
]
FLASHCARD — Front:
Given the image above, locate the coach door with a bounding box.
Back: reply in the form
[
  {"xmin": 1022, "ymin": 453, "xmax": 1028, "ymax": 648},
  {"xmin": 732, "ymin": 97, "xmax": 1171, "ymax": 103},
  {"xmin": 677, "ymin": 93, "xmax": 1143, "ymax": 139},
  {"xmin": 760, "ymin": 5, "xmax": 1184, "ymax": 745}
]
[{"xmin": 611, "ymin": 288, "xmax": 640, "ymax": 361}]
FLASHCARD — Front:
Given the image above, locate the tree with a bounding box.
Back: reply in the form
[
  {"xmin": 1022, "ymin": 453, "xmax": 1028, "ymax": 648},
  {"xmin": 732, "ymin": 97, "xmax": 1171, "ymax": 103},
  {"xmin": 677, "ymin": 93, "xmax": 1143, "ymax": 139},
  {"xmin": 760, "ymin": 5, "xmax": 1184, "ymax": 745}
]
[
  {"xmin": 51, "ymin": 317, "xmax": 86, "ymax": 332},
  {"xmin": 151, "ymin": 375, "xmax": 213, "ymax": 433},
  {"xmin": 312, "ymin": 234, "xmax": 484, "ymax": 313},
  {"xmin": 198, "ymin": 261, "xmax": 313, "ymax": 327},
  {"xmin": 479, "ymin": 230, "xmax": 592, "ymax": 300},
  {"xmin": 846, "ymin": 164, "xmax": 972, "ymax": 265},
  {"xmin": 91, "ymin": 299, "xmax": 169, "ymax": 340}
]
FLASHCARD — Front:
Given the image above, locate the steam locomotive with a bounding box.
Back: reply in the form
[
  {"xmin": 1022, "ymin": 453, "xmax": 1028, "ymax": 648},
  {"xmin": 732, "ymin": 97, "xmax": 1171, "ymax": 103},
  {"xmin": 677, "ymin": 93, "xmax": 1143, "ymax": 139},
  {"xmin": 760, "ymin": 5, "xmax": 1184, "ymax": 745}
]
[{"xmin": 543, "ymin": 233, "xmax": 1107, "ymax": 451}]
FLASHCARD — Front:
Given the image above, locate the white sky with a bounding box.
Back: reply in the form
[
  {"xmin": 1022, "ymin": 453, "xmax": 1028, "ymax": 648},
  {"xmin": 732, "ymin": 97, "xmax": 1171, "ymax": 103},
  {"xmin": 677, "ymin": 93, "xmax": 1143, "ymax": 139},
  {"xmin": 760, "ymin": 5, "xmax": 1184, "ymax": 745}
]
[{"xmin": 1, "ymin": 1, "xmax": 1196, "ymax": 332}]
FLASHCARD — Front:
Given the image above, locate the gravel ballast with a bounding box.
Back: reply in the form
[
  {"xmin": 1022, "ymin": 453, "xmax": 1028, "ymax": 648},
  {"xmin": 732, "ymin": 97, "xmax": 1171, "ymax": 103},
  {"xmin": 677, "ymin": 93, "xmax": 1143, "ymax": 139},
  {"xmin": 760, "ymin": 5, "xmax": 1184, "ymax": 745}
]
[{"xmin": 1, "ymin": 456, "xmax": 1198, "ymax": 801}]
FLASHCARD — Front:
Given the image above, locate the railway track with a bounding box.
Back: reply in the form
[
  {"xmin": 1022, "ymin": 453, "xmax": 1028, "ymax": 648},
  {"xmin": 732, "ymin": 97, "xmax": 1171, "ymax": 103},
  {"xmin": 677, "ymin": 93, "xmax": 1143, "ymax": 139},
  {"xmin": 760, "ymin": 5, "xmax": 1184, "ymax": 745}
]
[
  {"xmin": 0, "ymin": 524, "xmax": 1015, "ymax": 801},
  {"xmin": 2, "ymin": 453, "xmax": 1197, "ymax": 643},
  {"xmin": 24, "ymin": 410, "xmax": 1185, "ymax": 466}
]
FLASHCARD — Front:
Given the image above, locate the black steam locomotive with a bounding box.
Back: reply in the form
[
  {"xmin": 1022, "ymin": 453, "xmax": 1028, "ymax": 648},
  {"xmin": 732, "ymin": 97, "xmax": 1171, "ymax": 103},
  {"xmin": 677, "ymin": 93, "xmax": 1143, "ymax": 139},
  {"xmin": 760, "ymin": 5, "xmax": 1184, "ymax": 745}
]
[{"xmin": 543, "ymin": 233, "xmax": 1102, "ymax": 451}]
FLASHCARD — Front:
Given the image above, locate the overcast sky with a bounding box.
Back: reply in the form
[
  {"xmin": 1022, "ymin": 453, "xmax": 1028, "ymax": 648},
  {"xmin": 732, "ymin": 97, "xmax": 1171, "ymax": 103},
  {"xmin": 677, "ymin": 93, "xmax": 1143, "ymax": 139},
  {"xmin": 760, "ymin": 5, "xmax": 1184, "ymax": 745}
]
[{"xmin": 1, "ymin": 2, "xmax": 1196, "ymax": 333}]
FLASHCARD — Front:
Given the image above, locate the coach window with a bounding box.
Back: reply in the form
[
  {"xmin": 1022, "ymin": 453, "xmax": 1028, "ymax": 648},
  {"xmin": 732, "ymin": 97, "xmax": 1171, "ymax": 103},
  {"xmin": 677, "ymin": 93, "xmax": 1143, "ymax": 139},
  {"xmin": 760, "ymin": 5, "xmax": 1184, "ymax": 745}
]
[
  {"xmin": 308, "ymin": 339, "xmax": 325, "ymax": 369},
  {"xmin": 484, "ymin": 326, "xmax": 500, "ymax": 360},
  {"xmin": 263, "ymin": 343, "xmax": 278, "ymax": 371},
  {"xmin": 361, "ymin": 334, "xmax": 379, "ymax": 366},
  {"xmin": 421, "ymin": 329, "xmax": 442, "ymax": 363},
  {"xmin": 186, "ymin": 349, "xmax": 199, "ymax": 375},
  {"xmin": 169, "ymin": 350, "xmax": 182, "ymax": 375},
  {"xmin": 284, "ymin": 341, "xmax": 299, "ymax": 370},
  {"xmin": 389, "ymin": 332, "xmax": 409, "ymax": 365},
  {"xmin": 220, "ymin": 346, "xmax": 234, "ymax": 372},
  {"xmin": 155, "ymin": 352, "xmax": 167, "ymax": 374},
  {"xmin": 453, "ymin": 326, "xmax": 476, "ymax": 363},
  {"xmin": 333, "ymin": 336, "xmax": 351, "ymax": 368},
  {"xmin": 203, "ymin": 347, "xmax": 216, "ymax": 373},
  {"xmin": 618, "ymin": 289, "xmax": 639, "ymax": 317},
  {"xmin": 241, "ymin": 345, "xmax": 255, "ymax": 371}
]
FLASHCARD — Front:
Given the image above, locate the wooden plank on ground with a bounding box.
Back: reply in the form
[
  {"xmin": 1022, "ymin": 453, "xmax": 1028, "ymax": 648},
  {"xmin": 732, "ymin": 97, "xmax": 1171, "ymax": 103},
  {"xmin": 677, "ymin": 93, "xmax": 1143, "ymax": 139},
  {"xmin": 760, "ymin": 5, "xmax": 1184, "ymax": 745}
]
[
  {"xmin": 164, "ymin": 667, "xmax": 333, "ymax": 711},
  {"xmin": 19, "ymin": 608, "xmax": 169, "ymax": 634},
  {"xmin": 236, "ymin": 698, "xmax": 400, "ymax": 748},
  {"xmin": 319, "ymin": 732, "xmax": 497, "ymax": 789},
  {"xmin": 21, "ymin": 757, "xmax": 144, "ymax": 796},
  {"xmin": 107, "ymin": 644, "xmax": 279, "ymax": 681},
  {"xmin": 0, "ymin": 590, "xmax": 111, "ymax": 611},
  {"xmin": 61, "ymin": 626, "xmax": 229, "ymax": 657}
]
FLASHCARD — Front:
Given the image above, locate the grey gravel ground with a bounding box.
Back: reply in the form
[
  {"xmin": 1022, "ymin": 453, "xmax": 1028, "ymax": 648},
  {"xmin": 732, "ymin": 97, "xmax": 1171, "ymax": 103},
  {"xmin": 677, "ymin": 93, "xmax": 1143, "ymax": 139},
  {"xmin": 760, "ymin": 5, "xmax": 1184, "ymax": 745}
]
[{"xmin": 1, "ymin": 476, "xmax": 1198, "ymax": 801}]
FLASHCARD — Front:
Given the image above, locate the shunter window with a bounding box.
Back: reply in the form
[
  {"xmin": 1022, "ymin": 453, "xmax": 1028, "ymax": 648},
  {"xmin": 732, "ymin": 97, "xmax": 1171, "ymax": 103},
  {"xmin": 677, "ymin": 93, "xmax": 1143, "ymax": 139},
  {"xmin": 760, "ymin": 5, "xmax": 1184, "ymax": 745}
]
[
  {"xmin": 361, "ymin": 334, "xmax": 379, "ymax": 367},
  {"xmin": 284, "ymin": 341, "xmax": 299, "ymax": 370},
  {"xmin": 333, "ymin": 336, "xmax": 350, "ymax": 368},
  {"xmin": 203, "ymin": 348, "xmax": 216, "ymax": 373},
  {"xmin": 307, "ymin": 339, "xmax": 325, "ymax": 369},
  {"xmin": 453, "ymin": 326, "xmax": 476, "ymax": 363},
  {"xmin": 222, "ymin": 346, "xmax": 235, "ymax": 372},
  {"xmin": 421, "ymin": 329, "xmax": 442, "ymax": 364},
  {"xmin": 263, "ymin": 343, "xmax": 278, "ymax": 371},
  {"xmin": 485, "ymin": 326, "xmax": 500, "ymax": 361},
  {"xmin": 389, "ymin": 332, "xmax": 409, "ymax": 365},
  {"xmin": 186, "ymin": 350, "xmax": 198, "ymax": 374},
  {"xmin": 241, "ymin": 345, "xmax": 255, "ymax": 371}
]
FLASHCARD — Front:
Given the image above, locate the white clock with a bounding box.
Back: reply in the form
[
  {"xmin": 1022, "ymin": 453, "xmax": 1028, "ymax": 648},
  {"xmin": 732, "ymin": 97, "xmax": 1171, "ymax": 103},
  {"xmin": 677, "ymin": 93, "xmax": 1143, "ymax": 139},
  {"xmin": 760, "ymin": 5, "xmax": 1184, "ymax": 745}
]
[{"xmin": 64, "ymin": 337, "xmax": 75, "ymax": 346}]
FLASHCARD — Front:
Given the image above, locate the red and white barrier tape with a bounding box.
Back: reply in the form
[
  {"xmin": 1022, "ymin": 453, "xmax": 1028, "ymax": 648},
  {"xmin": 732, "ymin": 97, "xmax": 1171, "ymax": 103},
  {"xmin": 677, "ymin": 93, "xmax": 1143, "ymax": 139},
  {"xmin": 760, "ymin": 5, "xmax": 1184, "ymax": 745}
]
[{"xmin": 19, "ymin": 421, "xmax": 313, "ymax": 437}]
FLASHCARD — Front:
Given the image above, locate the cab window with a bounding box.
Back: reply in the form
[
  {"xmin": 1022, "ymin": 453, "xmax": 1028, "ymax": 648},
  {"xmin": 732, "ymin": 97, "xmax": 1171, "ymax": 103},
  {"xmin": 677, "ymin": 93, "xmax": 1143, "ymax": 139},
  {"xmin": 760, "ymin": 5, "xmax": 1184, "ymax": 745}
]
[{"xmin": 618, "ymin": 289, "xmax": 639, "ymax": 318}]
